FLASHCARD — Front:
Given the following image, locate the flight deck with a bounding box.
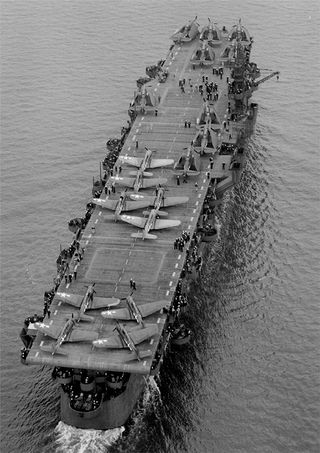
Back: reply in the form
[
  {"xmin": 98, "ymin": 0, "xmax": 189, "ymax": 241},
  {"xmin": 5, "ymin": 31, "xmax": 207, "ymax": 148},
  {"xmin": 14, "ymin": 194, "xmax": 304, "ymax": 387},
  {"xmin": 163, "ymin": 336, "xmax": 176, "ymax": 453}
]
[{"xmin": 27, "ymin": 29, "xmax": 242, "ymax": 374}]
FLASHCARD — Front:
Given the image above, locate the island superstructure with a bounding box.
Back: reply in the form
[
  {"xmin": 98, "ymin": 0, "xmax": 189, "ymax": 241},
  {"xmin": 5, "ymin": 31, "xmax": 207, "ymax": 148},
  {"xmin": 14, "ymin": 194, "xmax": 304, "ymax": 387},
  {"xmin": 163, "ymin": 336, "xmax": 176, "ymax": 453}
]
[{"xmin": 20, "ymin": 18, "xmax": 279, "ymax": 430}]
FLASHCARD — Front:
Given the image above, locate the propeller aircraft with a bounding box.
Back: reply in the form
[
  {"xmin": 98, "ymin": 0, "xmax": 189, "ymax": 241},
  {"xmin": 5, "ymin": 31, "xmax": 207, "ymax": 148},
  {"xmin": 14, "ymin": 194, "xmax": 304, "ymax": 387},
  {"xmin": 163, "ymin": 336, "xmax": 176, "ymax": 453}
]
[
  {"xmin": 129, "ymin": 187, "xmax": 189, "ymax": 215},
  {"xmin": 92, "ymin": 322, "xmax": 157, "ymax": 361},
  {"xmin": 119, "ymin": 147, "xmax": 174, "ymax": 176},
  {"xmin": 56, "ymin": 283, "xmax": 120, "ymax": 322},
  {"xmin": 34, "ymin": 316, "xmax": 99, "ymax": 356},
  {"xmin": 93, "ymin": 190, "xmax": 151, "ymax": 221},
  {"xmin": 110, "ymin": 169, "xmax": 167, "ymax": 193},
  {"xmin": 101, "ymin": 293, "xmax": 168, "ymax": 326},
  {"xmin": 173, "ymin": 145, "xmax": 200, "ymax": 177},
  {"xmin": 119, "ymin": 207, "xmax": 181, "ymax": 240}
]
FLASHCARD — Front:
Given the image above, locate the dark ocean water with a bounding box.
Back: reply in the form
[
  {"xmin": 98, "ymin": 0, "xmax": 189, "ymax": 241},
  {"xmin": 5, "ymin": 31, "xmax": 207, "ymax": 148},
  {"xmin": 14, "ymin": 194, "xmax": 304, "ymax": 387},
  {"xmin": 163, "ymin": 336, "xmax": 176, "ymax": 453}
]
[{"xmin": 1, "ymin": 1, "xmax": 319, "ymax": 452}]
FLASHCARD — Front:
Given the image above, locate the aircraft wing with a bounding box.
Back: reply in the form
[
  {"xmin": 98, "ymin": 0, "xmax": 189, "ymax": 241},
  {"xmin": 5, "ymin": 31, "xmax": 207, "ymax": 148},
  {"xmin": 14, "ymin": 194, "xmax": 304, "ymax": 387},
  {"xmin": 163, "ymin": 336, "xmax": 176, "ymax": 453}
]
[
  {"xmin": 119, "ymin": 214, "xmax": 147, "ymax": 229},
  {"xmin": 101, "ymin": 307, "xmax": 132, "ymax": 320},
  {"xmin": 93, "ymin": 199, "xmax": 118, "ymax": 210},
  {"xmin": 91, "ymin": 296, "xmax": 120, "ymax": 309},
  {"xmin": 123, "ymin": 200, "xmax": 150, "ymax": 211},
  {"xmin": 69, "ymin": 329, "xmax": 99, "ymax": 342},
  {"xmin": 153, "ymin": 218, "xmax": 181, "ymax": 230},
  {"xmin": 163, "ymin": 196, "xmax": 189, "ymax": 207},
  {"xmin": 141, "ymin": 177, "xmax": 167, "ymax": 189},
  {"xmin": 129, "ymin": 324, "xmax": 158, "ymax": 345},
  {"xmin": 110, "ymin": 176, "xmax": 135, "ymax": 188},
  {"xmin": 138, "ymin": 300, "xmax": 168, "ymax": 317},
  {"xmin": 149, "ymin": 158, "xmax": 174, "ymax": 169},
  {"xmin": 55, "ymin": 292, "xmax": 83, "ymax": 308},
  {"xmin": 93, "ymin": 335, "xmax": 124, "ymax": 349},
  {"xmin": 119, "ymin": 156, "xmax": 142, "ymax": 167},
  {"xmin": 34, "ymin": 322, "xmax": 62, "ymax": 339}
]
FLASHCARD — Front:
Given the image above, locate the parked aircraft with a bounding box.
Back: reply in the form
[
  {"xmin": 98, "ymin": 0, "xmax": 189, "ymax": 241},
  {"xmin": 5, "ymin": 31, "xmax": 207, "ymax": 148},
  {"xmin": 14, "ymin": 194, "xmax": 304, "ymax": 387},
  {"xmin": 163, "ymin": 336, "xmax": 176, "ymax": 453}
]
[
  {"xmin": 101, "ymin": 293, "xmax": 168, "ymax": 326},
  {"xmin": 35, "ymin": 317, "xmax": 99, "ymax": 355},
  {"xmin": 173, "ymin": 145, "xmax": 200, "ymax": 177},
  {"xmin": 56, "ymin": 284, "xmax": 120, "ymax": 322},
  {"xmin": 119, "ymin": 208, "xmax": 181, "ymax": 239},
  {"xmin": 110, "ymin": 169, "xmax": 167, "ymax": 193},
  {"xmin": 120, "ymin": 147, "xmax": 174, "ymax": 175},
  {"xmin": 92, "ymin": 322, "xmax": 157, "ymax": 361},
  {"xmin": 93, "ymin": 190, "xmax": 150, "ymax": 220},
  {"xmin": 130, "ymin": 187, "xmax": 189, "ymax": 214}
]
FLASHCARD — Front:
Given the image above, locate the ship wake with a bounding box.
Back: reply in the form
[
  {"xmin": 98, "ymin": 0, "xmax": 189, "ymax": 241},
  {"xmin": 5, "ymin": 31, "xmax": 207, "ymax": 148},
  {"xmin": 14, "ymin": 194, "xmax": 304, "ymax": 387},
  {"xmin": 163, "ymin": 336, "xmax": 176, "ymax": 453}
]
[{"xmin": 54, "ymin": 421, "xmax": 124, "ymax": 453}]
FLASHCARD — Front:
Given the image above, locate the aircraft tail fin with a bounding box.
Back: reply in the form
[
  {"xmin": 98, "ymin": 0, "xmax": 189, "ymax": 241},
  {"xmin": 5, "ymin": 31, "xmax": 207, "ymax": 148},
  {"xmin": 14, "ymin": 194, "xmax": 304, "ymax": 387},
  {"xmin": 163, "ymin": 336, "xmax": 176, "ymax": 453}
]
[
  {"xmin": 131, "ymin": 232, "xmax": 157, "ymax": 240},
  {"xmin": 40, "ymin": 344, "xmax": 68, "ymax": 356},
  {"xmin": 129, "ymin": 170, "xmax": 153, "ymax": 177}
]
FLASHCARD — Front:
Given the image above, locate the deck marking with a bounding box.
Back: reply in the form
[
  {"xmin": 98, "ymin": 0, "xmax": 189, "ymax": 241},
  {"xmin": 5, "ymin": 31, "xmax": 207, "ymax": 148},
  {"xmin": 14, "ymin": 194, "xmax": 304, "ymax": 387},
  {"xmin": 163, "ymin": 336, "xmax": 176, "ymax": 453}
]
[
  {"xmin": 200, "ymin": 186, "xmax": 204, "ymax": 190},
  {"xmin": 169, "ymin": 281, "xmax": 173, "ymax": 286},
  {"xmin": 118, "ymin": 277, "xmax": 121, "ymax": 282},
  {"xmin": 172, "ymin": 272, "xmax": 176, "ymax": 277},
  {"xmin": 136, "ymin": 129, "xmax": 139, "ymax": 133},
  {"xmin": 191, "ymin": 217, "xmax": 194, "ymax": 221},
  {"xmin": 166, "ymin": 290, "xmax": 170, "ymax": 296},
  {"xmin": 95, "ymin": 219, "xmax": 98, "ymax": 224},
  {"xmin": 50, "ymin": 320, "xmax": 53, "ymax": 325},
  {"xmin": 193, "ymin": 208, "xmax": 196, "ymax": 213},
  {"xmin": 35, "ymin": 352, "xmax": 39, "ymax": 358},
  {"xmin": 178, "ymin": 254, "xmax": 181, "ymax": 259},
  {"xmin": 157, "ymin": 318, "xmax": 161, "ymax": 323},
  {"xmin": 40, "ymin": 341, "xmax": 44, "ymax": 347},
  {"xmin": 98, "ymin": 211, "xmax": 102, "ymax": 216},
  {"xmin": 141, "ymin": 116, "xmax": 144, "ymax": 120},
  {"xmin": 125, "ymin": 259, "xmax": 129, "ymax": 264},
  {"xmin": 54, "ymin": 310, "xmax": 58, "ymax": 315},
  {"xmin": 88, "ymin": 234, "xmax": 92, "ymax": 239},
  {"xmin": 128, "ymin": 146, "xmax": 131, "ymax": 151},
  {"xmin": 175, "ymin": 263, "xmax": 178, "ymax": 268},
  {"xmin": 150, "ymin": 338, "xmax": 154, "ymax": 345},
  {"xmin": 203, "ymin": 178, "xmax": 206, "ymax": 183},
  {"xmin": 198, "ymin": 194, "xmax": 201, "ymax": 198},
  {"xmin": 85, "ymin": 240, "xmax": 89, "ymax": 246},
  {"xmin": 66, "ymin": 283, "xmax": 70, "ymax": 288},
  {"xmin": 58, "ymin": 301, "xmax": 62, "ymax": 306},
  {"xmin": 132, "ymin": 135, "xmax": 136, "ymax": 141},
  {"xmin": 188, "ymin": 224, "xmax": 191, "ymax": 230},
  {"xmin": 196, "ymin": 201, "xmax": 199, "ymax": 206}
]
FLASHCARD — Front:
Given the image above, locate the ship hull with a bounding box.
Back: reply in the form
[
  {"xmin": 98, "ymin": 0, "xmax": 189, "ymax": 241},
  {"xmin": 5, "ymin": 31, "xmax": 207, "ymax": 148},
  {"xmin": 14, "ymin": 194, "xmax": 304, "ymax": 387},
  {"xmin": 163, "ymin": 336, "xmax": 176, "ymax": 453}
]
[{"xmin": 60, "ymin": 373, "xmax": 145, "ymax": 430}]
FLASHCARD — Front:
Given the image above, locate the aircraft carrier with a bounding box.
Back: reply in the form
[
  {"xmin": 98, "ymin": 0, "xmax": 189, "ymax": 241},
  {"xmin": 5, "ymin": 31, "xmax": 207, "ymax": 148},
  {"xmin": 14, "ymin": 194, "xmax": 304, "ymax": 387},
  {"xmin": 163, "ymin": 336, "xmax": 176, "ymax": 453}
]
[{"xmin": 20, "ymin": 18, "xmax": 279, "ymax": 430}]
